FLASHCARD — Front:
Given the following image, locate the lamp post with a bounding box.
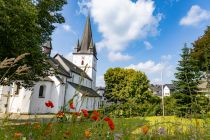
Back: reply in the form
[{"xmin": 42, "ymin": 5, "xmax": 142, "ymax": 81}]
[{"xmin": 161, "ymin": 71, "xmax": 165, "ymax": 116}]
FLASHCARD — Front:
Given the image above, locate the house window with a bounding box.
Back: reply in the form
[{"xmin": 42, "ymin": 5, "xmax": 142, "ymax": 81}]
[
  {"xmin": 14, "ymin": 82, "xmax": 20, "ymax": 95},
  {"xmin": 81, "ymin": 60, "xmax": 84, "ymax": 65},
  {"xmin": 39, "ymin": 85, "xmax": 46, "ymax": 98}
]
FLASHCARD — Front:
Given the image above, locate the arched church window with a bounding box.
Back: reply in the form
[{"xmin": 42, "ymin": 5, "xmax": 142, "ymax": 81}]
[
  {"xmin": 39, "ymin": 85, "xmax": 46, "ymax": 98},
  {"xmin": 81, "ymin": 60, "xmax": 84, "ymax": 65}
]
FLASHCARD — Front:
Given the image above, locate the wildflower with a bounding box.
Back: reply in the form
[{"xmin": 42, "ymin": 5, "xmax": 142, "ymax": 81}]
[
  {"xmin": 44, "ymin": 129, "xmax": 51, "ymax": 136},
  {"xmin": 141, "ymin": 125, "xmax": 149, "ymax": 135},
  {"xmin": 63, "ymin": 131, "xmax": 71, "ymax": 138},
  {"xmin": 195, "ymin": 119, "xmax": 199, "ymax": 127},
  {"xmin": 33, "ymin": 123, "xmax": 41, "ymax": 129},
  {"xmin": 47, "ymin": 123, "xmax": 53, "ymax": 129},
  {"xmin": 81, "ymin": 109, "xmax": 89, "ymax": 117},
  {"xmin": 69, "ymin": 102, "xmax": 75, "ymax": 109},
  {"xmin": 57, "ymin": 111, "xmax": 65, "ymax": 118},
  {"xmin": 85, "ymin": 129, "xmax": 91, "ymax": 138},
  {"xmin": 45, "ymin": 100, "xmax": 54, "ymax": 108},
  {"xmin": 157, "ymin": 127, "xmax": 165, "ymax": 135},
  {"xmin": 74, "ymin": 112, "xmax": 81, "ymax": 116},
  {"xmin": 91, "ymin": 115, "xmax": 99, "ymax": 121},
  {"xmin": 92, "ymin": 110, "xmax": 100, "ymax": 117},
  {"xmin": 14, "ymin": 132, "xmax": 22, "ymax": 138},
  {"xmin": 104, "ymin": 117, "xmax": 115, "ymax": 131}
]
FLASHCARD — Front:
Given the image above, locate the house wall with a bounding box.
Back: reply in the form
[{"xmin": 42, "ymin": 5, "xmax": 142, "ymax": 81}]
[{"xmin": 164, "ymin": 86, "xmax": 170, "ymax": 96}]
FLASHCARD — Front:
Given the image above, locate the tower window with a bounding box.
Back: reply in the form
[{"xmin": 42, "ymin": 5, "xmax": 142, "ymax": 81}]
[
  {"xmin": 81, "ymin": 60, "xmax": 84, "ymax": 65},
  {"xmin": 39, "ymin": 85, "xmax": 46, "ymax": 98}
]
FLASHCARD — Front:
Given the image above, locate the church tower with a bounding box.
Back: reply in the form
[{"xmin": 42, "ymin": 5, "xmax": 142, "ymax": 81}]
[{"xmin": 72, "ymin": 16, "xmax": 97, "ymax": 90}]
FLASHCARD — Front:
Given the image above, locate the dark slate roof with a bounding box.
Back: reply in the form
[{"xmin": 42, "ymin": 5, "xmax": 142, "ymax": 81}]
[
  {"xmin": 48, "ymin": 57, "xmax": 70, "ymax": 77},
  {"xmin": 69, "ymin": 82, "xmax": 101, "ymax": 97},
  {"xmin": 164, "ymin": 84, "xmax": 175, "ymax": 90},
  {"xmin": 73, "ymin": 15, "xmax": 97, "ymax": 58},
  {"xmin": 96, "ymin": 87, "xmax": 105, "ymax": 91},
  {"xmin": 54, "ymin": 54, "xmax": 92, "ymax": 81},
  {"xmin": 40, "ymin": 77, "xmax": 53, "ymax": 82}
]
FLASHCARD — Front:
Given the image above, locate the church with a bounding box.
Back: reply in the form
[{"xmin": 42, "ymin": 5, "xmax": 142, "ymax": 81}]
[{"xmin": 0, "ymin": 16, "xmax": 101, "ymax": 114}]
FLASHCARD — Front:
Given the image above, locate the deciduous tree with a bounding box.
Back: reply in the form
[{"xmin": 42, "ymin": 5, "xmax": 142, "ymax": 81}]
[{"xmin": 0, "ymin": 0, "xmax": 67, "ymax": 87}]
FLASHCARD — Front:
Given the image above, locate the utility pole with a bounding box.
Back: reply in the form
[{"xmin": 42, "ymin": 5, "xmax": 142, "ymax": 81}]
[{"xmin": 161, "ymin": 71, "xmax": 165, "ymax": 116}]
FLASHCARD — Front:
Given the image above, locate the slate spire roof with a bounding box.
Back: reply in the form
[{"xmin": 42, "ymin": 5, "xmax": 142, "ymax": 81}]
[{"xmin": 74, "ymin": 15, "xmax": 97, "ymax": 57}]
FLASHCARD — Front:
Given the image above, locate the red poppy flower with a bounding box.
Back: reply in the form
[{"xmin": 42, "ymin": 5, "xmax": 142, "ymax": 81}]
[
  {"xmin": 57, "ymin": 111, "xmax": 65, "ymax": 118},
  {"xmin": 45, "ymin": 100, "xmax": 54, "ymax": 108},
  {"xmin": 69, "ymin": 102, "xmax": 75, "ymax": 109},
  {"xmin": 81, "ymin": 109, "xmax": 88, "ymax": 117},
  {"xmin": 104, "ymin": 117, "xmax": 111, "ymax": 122},
  {"xmin": 108, "ymin": 120, "xmax": 115, "ymax": 131},
  {"xmin": 91, "ymin": 115, "xmax": 99, "ymax": 121},
  {"xmin": 92, "ymin": 110, "xmax": 100, "ymax": 117},
  {"xmin": 104, "ymin": 117, "xmax": 114, "ymax": 131}
]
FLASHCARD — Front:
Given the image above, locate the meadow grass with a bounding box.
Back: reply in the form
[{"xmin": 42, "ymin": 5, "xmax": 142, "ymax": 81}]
[{"xmin": 0, "ymin": 115, "xmax": 210, "ymax": 140}]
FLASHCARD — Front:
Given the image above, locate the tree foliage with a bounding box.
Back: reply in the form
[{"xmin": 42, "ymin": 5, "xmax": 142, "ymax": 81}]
[
  {"xmin": 173, "ymin": 44, "xmax": 202, "ymax": 116},
  {"xmin": 191, "ymin": 26, "xmax": 210, "ymax": 71},
  {"xmin": 0, "ymin": 0, "xmax": 67, "ymax": 87},
  {"xmin": 104, "ymin": 68, "xmax": 152, "ymax": 103}
]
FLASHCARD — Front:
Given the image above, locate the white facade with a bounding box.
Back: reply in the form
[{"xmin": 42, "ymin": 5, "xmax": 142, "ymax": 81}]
[
  {"xmin": 163, "ymin": 86, "xmax": 170, "ymax": 96},
  {"xmin": 73, "ymin": 54, "xmax": 97, "ymax": 90}
]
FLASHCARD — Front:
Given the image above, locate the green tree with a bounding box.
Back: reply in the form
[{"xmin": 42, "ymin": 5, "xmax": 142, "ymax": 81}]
[
  {"xmin": 104, "ymin": 68, "xmax": 152, "ymax": 103},
  {"xmin": 191, "ymin": 26, "xmax": 210, "ymax": 89},
  {"xmin": 173, "ymin": 44, "xmax": 201, "ymax": 116},
  {"xmin": 0, "ymin": 0, "xmax": 67, "ymax": 87},
  {"xmin": 191, "ymin": 26, "xmax": 210, "ymax": 71}
]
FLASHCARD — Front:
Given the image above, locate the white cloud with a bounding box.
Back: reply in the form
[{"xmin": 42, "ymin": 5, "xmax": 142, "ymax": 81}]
[
  {"xmin": 77, "ymin": 0, "xmax": 91, "ymax": 16},
  {"xmin": 126, "ymin": 55, "xmax": 175, "ymax": 84},
  {"xmin": 144, "ymin": 41, "xmax": 153, "ymax": 50},
  {"xmin": 180, "ymin": 5, "xmax": 210, "ymax": 26},
  {"xmin": 108, "ymin": 52, "xmax": 132, "ymax": 62},
  {"xmin": 161, "ymin": 54, "xmax": 172, "ymax": 61},
  {"xmin": 78, "ymin": 0, "xmax": 162, "ymax": 61},
  {"xmin": 62, "ymin": 24, "xmax": 71, "ymax": 32},
  {"xmin": 62, "ymin": 24, "xmax": 78, "ymax": 37},
  {"xmin": 96, "ymin": 75, "xmax": 105, "ymax": 87}
]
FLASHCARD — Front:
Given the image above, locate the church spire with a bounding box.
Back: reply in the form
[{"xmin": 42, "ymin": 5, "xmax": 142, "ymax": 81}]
[
  {"xmin": 73, "ymin": 15, "xmax": 96, "ymax": 57},
  {"xmin": 81, "ymin": 15, "xmax": 93, "ymax": 51}
]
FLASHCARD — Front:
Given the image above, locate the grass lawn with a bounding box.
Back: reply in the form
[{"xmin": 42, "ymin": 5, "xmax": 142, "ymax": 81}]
[{"xmin": 0, "ymin": 116, "xmax": 210, "ymax": 140}]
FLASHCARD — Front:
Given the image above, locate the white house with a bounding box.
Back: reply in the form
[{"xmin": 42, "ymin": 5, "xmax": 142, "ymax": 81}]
[
  {"xmin": 0, "ymin": 16, "xmax": 101, "ymax": 114},
  {"xmin": 150, "ymin": 84, "xmax": 175, "ymax": 97}
]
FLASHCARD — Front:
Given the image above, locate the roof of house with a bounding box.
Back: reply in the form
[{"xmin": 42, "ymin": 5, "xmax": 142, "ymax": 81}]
[
  {"xmin": 54, "ymin": 54, "xmax": 92, "ymax": 81},
  {"xmin": 73, "ymin": 15, "xmax": 97, "ymax": 58},
  {"xmin": 48, "ymin": 57, "xmax": 70, "ymax": 77},
  {"xmin": 69, "ymin": 82, "xmax": 101, "ymax": 97},
  {"xmin": 164, "ymin": 84, "xmax": 175, "ymax": 90}
]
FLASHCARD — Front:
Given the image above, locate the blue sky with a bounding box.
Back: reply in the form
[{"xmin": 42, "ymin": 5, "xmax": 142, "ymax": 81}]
[{"xmin": 51, "ymin": 0, "xmax": 210, "ymax": 86}]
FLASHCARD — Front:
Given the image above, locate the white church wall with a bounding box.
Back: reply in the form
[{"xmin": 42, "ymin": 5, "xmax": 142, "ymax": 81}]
[
  {"xmin": 26, "ymin": 81, "xmax": 54, "ymax": 114},
  {"xmin": 71, "ymin": 73, "xmax": 92, "ymax": 88}
]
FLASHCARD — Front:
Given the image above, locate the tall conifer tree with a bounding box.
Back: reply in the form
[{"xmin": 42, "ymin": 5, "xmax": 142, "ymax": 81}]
[{"xmin": 173, "ymin": 44, "xmax": 201, "ymax": 115}]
